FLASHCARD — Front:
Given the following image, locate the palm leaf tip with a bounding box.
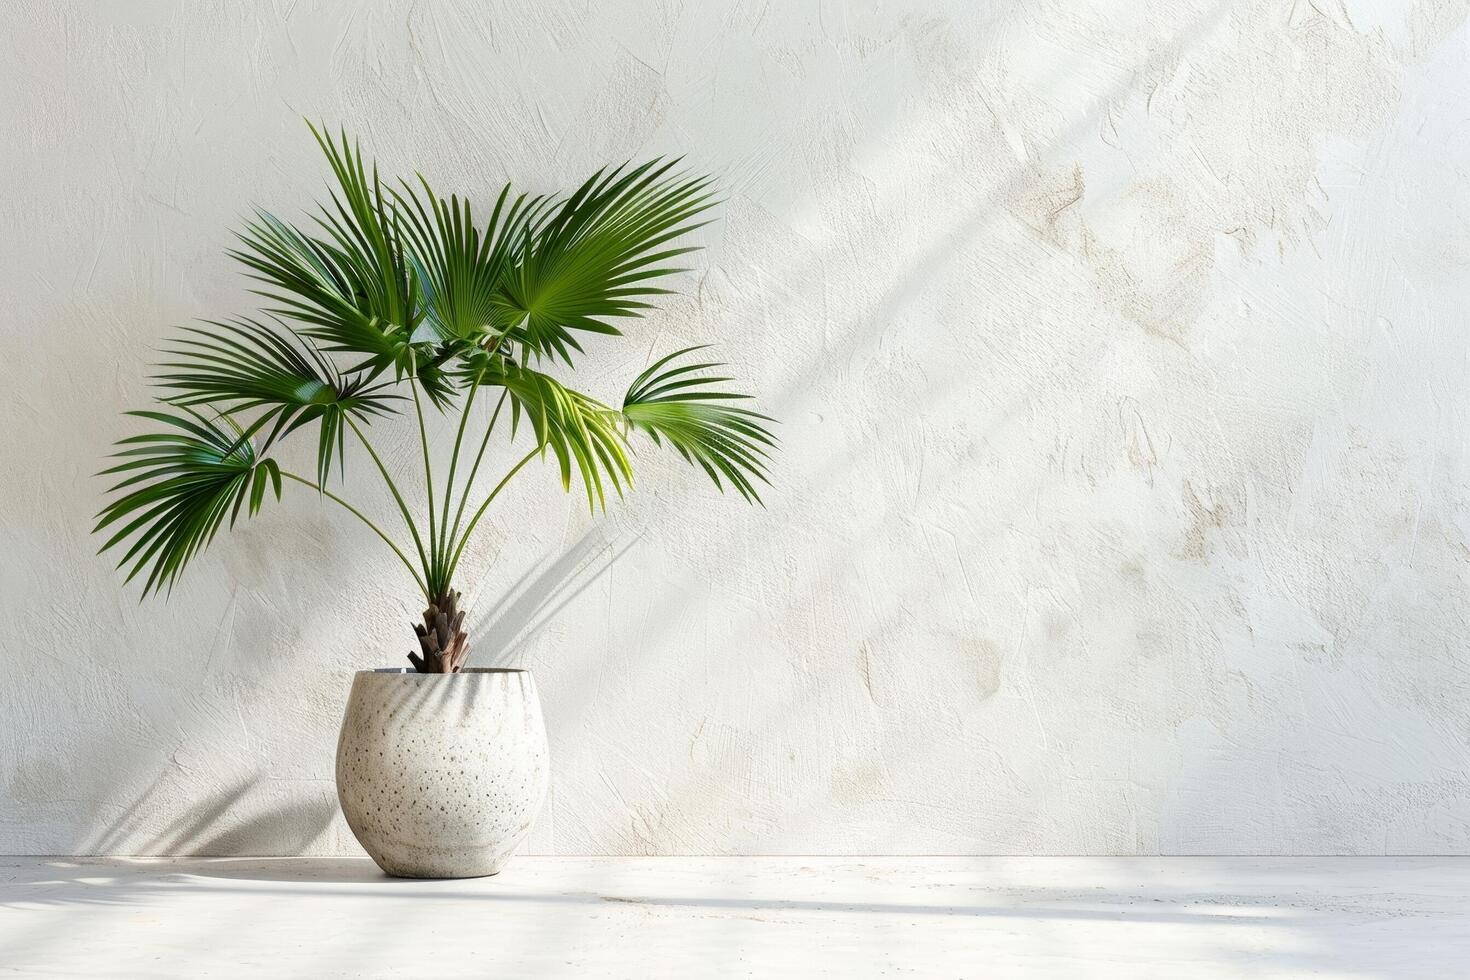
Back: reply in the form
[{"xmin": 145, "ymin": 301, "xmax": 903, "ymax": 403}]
[
  {"xmin": 622, "ymin": 347, "xmax": 776, "ymax": 504},
  {"xmin": 93, "ymin": 409, "xmax": 283, "ymax": 597}
]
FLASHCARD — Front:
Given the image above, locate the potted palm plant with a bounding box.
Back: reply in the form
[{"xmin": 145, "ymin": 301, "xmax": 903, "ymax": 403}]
[{"xmin": 94, "ymin": 124, "xmax": 775, "ymax": 878}]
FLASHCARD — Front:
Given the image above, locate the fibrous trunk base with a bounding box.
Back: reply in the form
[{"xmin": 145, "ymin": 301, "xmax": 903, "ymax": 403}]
[{"xmin": 408, "ymin": 590, "xmax": 468, "ymax": 673}]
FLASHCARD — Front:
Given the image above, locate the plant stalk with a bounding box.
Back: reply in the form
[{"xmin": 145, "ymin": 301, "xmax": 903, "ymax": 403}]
[
  {"xmin": 346, "ymin": 416, "xmax": 432, "ymax": 582},
  {"xmin": 444, "ymin": 447, "xmax": 539, "ymax": 585},
  {"xmin": 280, "ymin": 470, "xmax": 430, "ymax": 598},
  {"xmin": 408, "ymin": 374, "xmax": 439, "ymax": 588},
  {"xmin": 447, "ymin": 388, "xmax": 508, "ymax": 550},
  {"xmin": 439, "ymin": 380, "xmax": 478, "ymax": 562}
]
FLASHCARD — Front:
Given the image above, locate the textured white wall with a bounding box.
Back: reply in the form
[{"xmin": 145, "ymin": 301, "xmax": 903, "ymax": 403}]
[{"xmin": 3, "ymin": 0, "xmax": 1470, "ymax": 856}]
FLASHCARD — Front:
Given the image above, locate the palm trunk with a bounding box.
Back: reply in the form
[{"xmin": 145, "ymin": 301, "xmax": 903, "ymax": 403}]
[{"xmin": 407, "ymin": 589, "xmax": 469, "ymax": 673}]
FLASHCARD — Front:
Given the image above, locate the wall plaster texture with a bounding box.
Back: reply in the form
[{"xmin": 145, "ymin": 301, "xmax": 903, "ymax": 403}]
[{"xmin": 3, "ymin": 0, "xmax": 1470, "ymax": 855}]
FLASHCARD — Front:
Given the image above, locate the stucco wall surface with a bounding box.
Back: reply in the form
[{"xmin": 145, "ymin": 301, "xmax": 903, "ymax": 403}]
[{"xmin": 4, "ymin": 0, "xmax": 1470, "ymax": 855}]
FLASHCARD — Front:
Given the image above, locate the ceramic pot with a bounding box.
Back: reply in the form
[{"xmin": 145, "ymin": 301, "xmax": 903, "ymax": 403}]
[{"xmin": 336, "ymin": 667, "xmax": 548, "ymax": 878}]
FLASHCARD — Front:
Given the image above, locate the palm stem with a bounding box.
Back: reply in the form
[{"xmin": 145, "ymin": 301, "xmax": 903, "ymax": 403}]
[
  {"xmin": 444, "ymin": 447, "xmax": 539, "ymax": 585},
  {"xmin": 439, "ymin": 380, "xmax": 478, "ymax": 559},
  {"xmin": 447, "ymin": 388, "xmax": 508, "ymax": 549},
  {"xmin": 346, "ymin": 417, "xmax": 431, "ymax": 581},
  {"xmin": 280, "ymin": 470, "xmax": 430, "ymax": 598},
  {"xmin": 409, "ymin": 377, "xmax": 439, "ymax": 589}
]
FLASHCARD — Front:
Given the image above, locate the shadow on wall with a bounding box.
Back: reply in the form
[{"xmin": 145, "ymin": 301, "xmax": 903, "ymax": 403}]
[
  {"xmin": 67, "ymin": 524, "xmax": 634, "ymax": 857},
  {"xmin": 464, "ymin": 525, "xmax": 642, "ymax": 668},
  {"xmin": 78, "ymin": 777, "xmax": 339, "ymax": 858}
]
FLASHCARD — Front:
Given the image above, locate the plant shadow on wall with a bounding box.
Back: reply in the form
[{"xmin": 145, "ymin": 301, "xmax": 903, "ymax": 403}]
[
  {"xmin": 462, "ymin": 526, "xmax": 643, "ymax": 668},
  {"xmin": 83, "ymin": 122, "xmax": 774, "ymax": 858},
  {"xmin": 79, "ymin": 777, "xmax": 338, "ymax": 858},
  {"xmin": 69, "ymin": 523, "xmax": 631, "ymax": 859}
]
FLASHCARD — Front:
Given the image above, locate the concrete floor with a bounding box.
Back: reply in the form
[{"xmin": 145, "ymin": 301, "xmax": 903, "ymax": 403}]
[{"xmin": 2, "ymin": 857, "xmax": 1468, "ymax": 977}]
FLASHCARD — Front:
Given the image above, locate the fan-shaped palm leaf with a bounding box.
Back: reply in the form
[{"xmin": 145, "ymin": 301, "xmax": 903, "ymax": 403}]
[
  {"xmin": 228, "ymin": 125, "xmax": 438, "ymax": 399},
  {"xmin": 152, "ymin": 317, "xmax": 400, "ymax": 486},
  {"xmin": 229, "ymin": 209, "xmax": 410, "ymax": 372},
  {"xmin": 396, "ymin": 177, "xmax": 548, "ymax": 349},
  {"xmin": 622, "ymin": 347, "xmax": 776, "ymax": 503},
  {"xmin": 306, "ymin": 124, "xmax": 420, "ymax": 340},
  {"xmin": 497, "ymin": 159, "xmax": 717, "ymax": 364},
  {"xmin": 94, "ymin": 410, "xmax": 281, "ymax": 596},
  {"xmin": 459, "ymin": 351, "xmax": 631, "ymax": 509}
]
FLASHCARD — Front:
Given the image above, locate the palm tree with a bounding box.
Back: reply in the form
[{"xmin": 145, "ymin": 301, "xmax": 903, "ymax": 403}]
[{"xmin": 95, "ymin": 123, "xmax": 775, "ymax": 672}]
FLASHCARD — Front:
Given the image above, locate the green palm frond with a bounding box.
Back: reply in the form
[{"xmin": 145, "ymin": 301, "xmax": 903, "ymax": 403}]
[
  {"xmin": 306, "ymin": 124, "xmax": 421, "ymax": 340},
  {"xmin": 153, "ymin": 317, "xmax": 399, "ymax": 485},
  {"xmin": 622, "ymin": 347, "xmax": 776, "ymax": 503},
  {"xmin": 228, "ymin": 124, "xmax": 437, "ymax": 397},
  {"xmin": 497, "ymin": 159, "xmax": 717, "ymax": 364},
  {"xmin": 94, "ymin": 410, "xmax": 282, "ymax": 596},
  {"xmin": 472, "ymin": 354, "xmax": 631, "ymax": 510},
  {"xmin": 407, "ymin": 339, "xmax": 467, "ymax": 412},
  {"xmin": 229, "ymin": 209, "xmax": 411, "ymax": 374},
  {"xmin": 396, "ymin": 177, "xmax": 548, "ymax": 348},
  {"xmin": 96, "ymin": 123, "xmax": 776, "ymax": 624}
]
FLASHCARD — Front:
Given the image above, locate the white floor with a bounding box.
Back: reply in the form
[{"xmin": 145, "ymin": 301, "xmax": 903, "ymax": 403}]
[{"xmin": 2, "ymin": 856, "xmax": 1468, "ymax": 978}]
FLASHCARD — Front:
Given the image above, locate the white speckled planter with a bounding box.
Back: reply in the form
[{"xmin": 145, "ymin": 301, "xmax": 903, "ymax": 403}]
[{"xmin": 336, "ymin": 668, "xmax": 549, "ymax": 879}]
